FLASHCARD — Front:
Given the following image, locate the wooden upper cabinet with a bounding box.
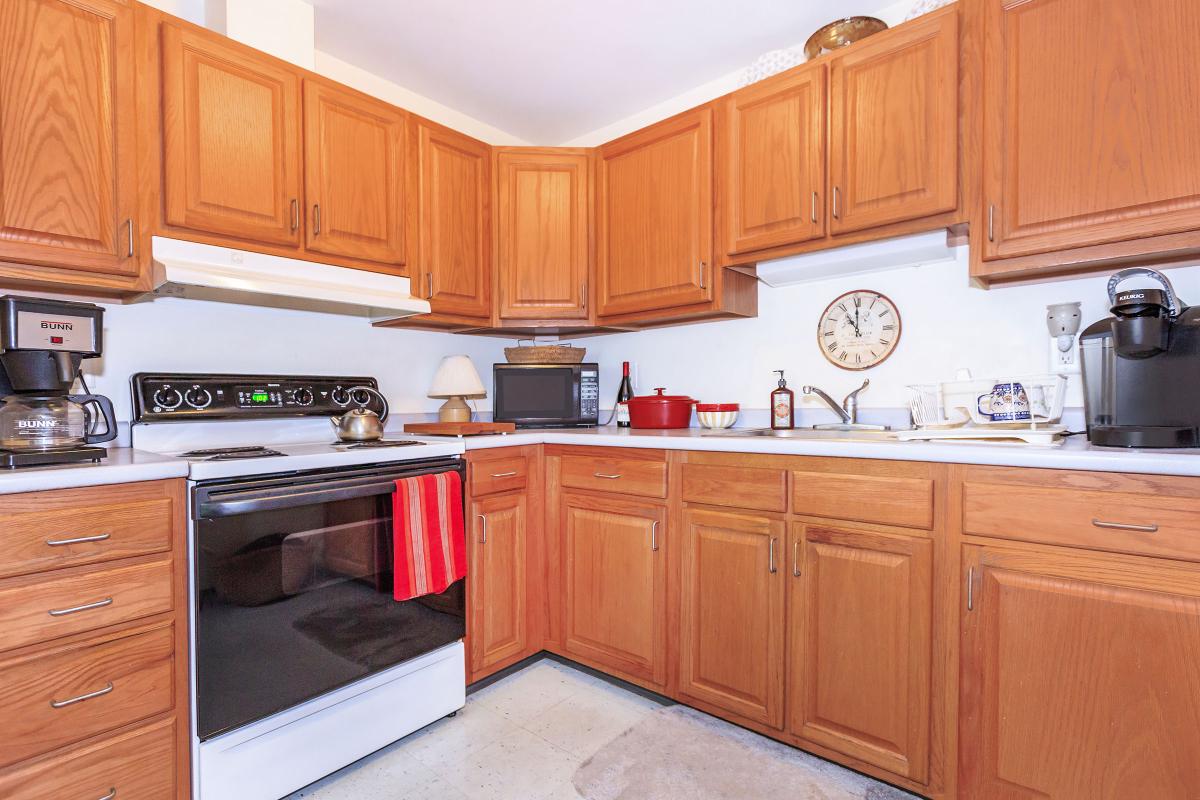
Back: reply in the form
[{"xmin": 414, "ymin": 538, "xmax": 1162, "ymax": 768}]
[
  {"xmin": 496, "ymin": 150, "xmax": 590, "ymax": 321},
  {"xmin": 0, "ymin": 0, "xmax": 138, "ymax": 277},
  {"xmin": 983, "ymin": 0, "xmax": 1200, "ymax": 261},
  {"xmin": 720, "ymin": 63, "xmax": 826, "ymax": 256},
  {"xmin": 414, "ymin": 119, "xmax": 491, "ymax": 319},
  {"xmin": 597, "ymin": 107, "xmax": 714, "ymax": 318},
  {"xmin": 960, "ymin": 545, "xmax": 1200, "ymax": 797},
  {"xmin": 161, "ymin": 23, "xmax": 302, "ymax": 246},
  {"xmin": 829, "ymin": 6, "xmax": 958, "ymax": 235},
  {"xmin": 789, "ymin": 525, "xmax": 932, "ymax": 783},
  {"xmin": 469, "ymin": 491, "xmax": 528, "ymax": 675},
  {"xmin": 303, "ymin": 79, "xmax": 406, "ymax": 266}
]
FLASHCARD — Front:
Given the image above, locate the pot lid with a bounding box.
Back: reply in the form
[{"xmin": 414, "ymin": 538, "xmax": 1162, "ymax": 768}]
[
  {"xmin": 696, "ymin": 403, "xmax": 740, "ymax": 411},
  {"xmin": 628, "ymin": 387, "xmax": 696, "ymax": 404}
]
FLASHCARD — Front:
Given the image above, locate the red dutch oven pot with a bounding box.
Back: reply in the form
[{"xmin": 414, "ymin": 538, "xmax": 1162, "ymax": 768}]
[{"xmin": 627, "ymin": 388, "xmax": 697, "ymax": 429}]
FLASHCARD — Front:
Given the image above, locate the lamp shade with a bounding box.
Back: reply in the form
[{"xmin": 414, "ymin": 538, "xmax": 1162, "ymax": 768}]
[{"xmin": 428, "ymin": 355, "xmax": 486, "ymax": 398}]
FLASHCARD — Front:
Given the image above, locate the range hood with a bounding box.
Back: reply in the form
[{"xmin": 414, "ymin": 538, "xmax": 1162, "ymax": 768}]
[
  {"xmin": 146, "ymin": 237, "xmax": 430, "ymax": 320},
  {"xmin": 750, "ymin": 229, "xmax": 962, "ymax": 287}
]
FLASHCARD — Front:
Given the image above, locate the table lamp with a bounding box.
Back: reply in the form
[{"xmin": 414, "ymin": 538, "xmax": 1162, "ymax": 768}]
[{"xmin": 428, "ymin": 355, "xmax": 486, "ymax": 423}]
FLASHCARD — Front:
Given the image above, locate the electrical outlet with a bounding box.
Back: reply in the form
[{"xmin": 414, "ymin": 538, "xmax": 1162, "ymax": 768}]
[{"xmin": 1049, "ymin": 336, "xmax": 1080, "ymax": 373}]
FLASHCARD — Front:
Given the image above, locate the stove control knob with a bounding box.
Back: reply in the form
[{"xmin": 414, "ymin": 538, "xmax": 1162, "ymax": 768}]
[
  {"xmin": 153, "ymin": 387, "xmax": 182, "ymax": 410},
  {"xmin": 185, "ymin": 387, "xmax": 213, "ymax": 409},
  {"xmin": 330, "ymin": 387, "xmax": 350, "ymax": 406},
  {"xmin": 351, "ymin": 388, "xmax": 372, "ymax": 406},
  {"xmin": 292, "ymin": 388, "xmax": 314, "ymax": 406}
]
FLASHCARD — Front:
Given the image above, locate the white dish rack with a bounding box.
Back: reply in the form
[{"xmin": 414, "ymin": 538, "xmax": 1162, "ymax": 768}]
[{"xmin": 908, "ymin": 373, "xmax": 1069, "ymax": 429}]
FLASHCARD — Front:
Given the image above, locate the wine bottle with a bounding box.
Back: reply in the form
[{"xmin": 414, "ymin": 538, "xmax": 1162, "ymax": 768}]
[{"xmin": 615, "ymin": 361, "xmax": 634, "ymax": 427}]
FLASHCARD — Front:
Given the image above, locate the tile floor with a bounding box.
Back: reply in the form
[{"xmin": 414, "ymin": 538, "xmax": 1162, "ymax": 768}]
[{"xmin": 284, "ymin": 658, "xmax": 898, "ymax": 800}]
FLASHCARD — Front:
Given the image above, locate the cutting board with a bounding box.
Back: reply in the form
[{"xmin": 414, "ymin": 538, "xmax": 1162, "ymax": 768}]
[{"xmin": 403, "ymin": 422, "xmax": 517, "ymax": 436}]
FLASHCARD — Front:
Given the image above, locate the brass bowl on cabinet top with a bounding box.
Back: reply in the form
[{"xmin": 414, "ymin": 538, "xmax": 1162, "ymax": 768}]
[{"xmin": 803, "ymin": 16, "xmax": 888, "ymax": 60}]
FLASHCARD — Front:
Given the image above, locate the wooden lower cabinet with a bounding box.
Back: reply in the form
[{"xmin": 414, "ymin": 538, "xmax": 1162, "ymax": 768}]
[
  {"xmin": 959, "ymin": 544, "xmax": 1200, "ymax": 798},
  {"xmin": 679, "ymin": 506, "xmax": 785, "ymax": 728},
  {"xmin": 789, "ymin": 524, "xmax": 933, "ymax": 783},
  {"xmin": 560, "ymin": 493, "xmax": 667, "ymax": 686},
  {"xmin": 468, "ymin": 491, "xmax": 528, "ymax": 677}
]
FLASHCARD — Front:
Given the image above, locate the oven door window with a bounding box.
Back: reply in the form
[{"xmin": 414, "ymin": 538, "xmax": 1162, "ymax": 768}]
[
  {"xmin": 194, "ymin": 491, "xmax": 464, "ymax": 740},
  {"xmin": 496, "ymin": 367, "xmax": 577, "ymax": 421}
]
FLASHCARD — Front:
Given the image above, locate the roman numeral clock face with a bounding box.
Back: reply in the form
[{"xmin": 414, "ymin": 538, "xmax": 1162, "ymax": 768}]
[{"xmin": 818, "ymin": 290, "xmax": 901, "ymax": 370}]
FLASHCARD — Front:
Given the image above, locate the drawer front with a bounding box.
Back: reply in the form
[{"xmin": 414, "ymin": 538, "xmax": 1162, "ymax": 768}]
[
  {"xmin": 561, "ymin": 454, "xmax": 667, "ymax": 499},
  {"xmin": 793, "ymin": 470, "xmax": 934, "ymax": 530},
  {"xmin": 962, "ymin": 480, "xmax": 1200, "ymax": 561},
  {"xmin": 0, "ymin": 559, "xmax": 174, "ymax": 652},
  {"xmin": 0, "ymin": 498, "xmax": 173, "ymax": 579},
  {"xmin": 0, "ymin": 626, "xmax": 175, "ymax": 768},
  {"xmin": 470, "ymin": 455, "xmax": 529, "ymax": 496},
  {"xmin": 682, "ymin": 463, "xmax": 787, "ymax": 512},
  {"xmin": 0, "ymin": 716, "xmax": 175, "ymax": 799}
]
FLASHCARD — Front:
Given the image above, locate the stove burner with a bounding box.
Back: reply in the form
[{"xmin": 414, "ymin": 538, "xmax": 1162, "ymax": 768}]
[
  {"xmin": 180, "ymin": 445, "xmax": 286, "ymax": 461},
  {"xmin": 337, "ymin": 439, "xmax": 425, "ymax": 450}
]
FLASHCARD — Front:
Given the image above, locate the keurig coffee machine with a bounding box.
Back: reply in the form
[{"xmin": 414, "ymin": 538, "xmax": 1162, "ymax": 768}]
[
  {"xmin": 1080, "ymin": 268, "xmax": 1200, "ymax": 448},
  {"xmin": 0, "ymin": 296, "xmax": 117, "ymax": 468}
]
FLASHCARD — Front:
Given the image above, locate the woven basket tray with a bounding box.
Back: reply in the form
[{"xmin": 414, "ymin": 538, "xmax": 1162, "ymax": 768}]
[{"xmin": 504, "ymin": 344, "xmax": 587, "ymax": 364}]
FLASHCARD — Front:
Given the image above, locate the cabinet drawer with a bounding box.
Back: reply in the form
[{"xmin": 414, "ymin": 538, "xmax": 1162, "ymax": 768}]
[
  {"xmin": 0, "ymin": 716, "xmax": 175, "ymax": 799},
  {"xmin": 792, "ymin": 470, "xmax": 934, "ymax": 530},
  {"xmin": 561, "ymin": 454, "xmax": 667, "ymax": 498},
  {"xmin": 0, "ymin": 625, "xmax": 175, "ymax": 768},
  {"xmin": 682, "ymin": 463, "xmax": 787, "ymax": 512},
  {"xmin": 470, "ymin": 455, "xmax": 529, "ymax": 496},
  {"xmin": 962, "ymin": 480, "xmax": 1200, "ymax": 561},
  {"xmin": 0, "ymin": 497, "xmax": 173, "ymax": 579},
  {"xmin": 0, "ymin": 558, "xmax": 174, "ymax": 652}
]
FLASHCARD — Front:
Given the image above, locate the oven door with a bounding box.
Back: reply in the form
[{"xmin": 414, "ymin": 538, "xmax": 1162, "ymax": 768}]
[{"xmin": 191, "ymin": 458, "xmax": 465, "ymax": 740}]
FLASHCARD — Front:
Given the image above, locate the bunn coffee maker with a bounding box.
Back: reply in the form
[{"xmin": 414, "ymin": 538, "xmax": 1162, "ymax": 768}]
[
  {"xmin": 1080, "ymin": 268, "xmax": 1200, "ymax": 448},
  {"xmin": 0, "ymin": 296, "xmax": 117, "ymax": 467}
]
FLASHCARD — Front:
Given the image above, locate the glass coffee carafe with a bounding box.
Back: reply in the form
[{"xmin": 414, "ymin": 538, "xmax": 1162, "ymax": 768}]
[{"xmin": 0, "ymin": 393, "xmax": 117, "ymax": 452}]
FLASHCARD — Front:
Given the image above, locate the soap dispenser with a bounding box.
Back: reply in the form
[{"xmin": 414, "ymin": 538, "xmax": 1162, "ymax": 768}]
[{"xmin": 771, "ymin": 370, "xmax": 794, "ymax": 430}]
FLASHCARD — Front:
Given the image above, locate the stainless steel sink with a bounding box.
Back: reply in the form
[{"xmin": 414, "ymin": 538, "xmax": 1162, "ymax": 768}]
[{"xmin": 704, "ymin": 427, "xmax": 901, "ymax": 442}]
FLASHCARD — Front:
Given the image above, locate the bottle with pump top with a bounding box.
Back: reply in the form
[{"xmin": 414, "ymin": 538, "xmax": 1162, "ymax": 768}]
[
  {"xmin": 615, "ymin": 361, "xmax": 634, "ymax": 428},
  {"xmin": 771, "ymin": 370, "xmax": 794, "ymax": 430}
]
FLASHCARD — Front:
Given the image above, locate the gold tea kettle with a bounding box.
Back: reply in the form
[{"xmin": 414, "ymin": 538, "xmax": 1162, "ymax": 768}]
[{"xmin": 330, "ymin": 386, "xmax": 389, "ymax": 442}]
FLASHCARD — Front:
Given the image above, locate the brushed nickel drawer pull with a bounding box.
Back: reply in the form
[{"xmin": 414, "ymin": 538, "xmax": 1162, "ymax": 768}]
[
  {"xmin": 768, "ymin": 537, "xmax": 778, "ymax": 574},
  {"xmin": 97, "ymin": 790, "xmax": 117, "ymax": 800},
  {"xmin": 832, "ymin": 186, "xmax": 841, "ymax": 220},
  {"xmin": 490, "ymin": 471, "xmax": 518, "ymax": 478},
  {"xmin": 50, "ymin": 681, "xmax": 113, "ymax": 709},
  {"xmin": 987, "ymin": 204, "xmax": 995, "ymax": 242},
  {"xmin": 581, "ymin": 281, "xmax": 588, "ymax": 308},
  {"xmin": 792, "ymin": 539, "xmax": 801, "ymax": 578},
  {"xmin": 1092, "ymin": 519, "xmax": 1158, "ymax": 533},
  {"xmin": 46, "ymin": 532, "xmax": 111, "ymax": 547},
  {"xmin": 966, "ymin": 567, "xmax": 975, "ymax": 611},
  {"xmin": 593, "ymin": 472, "xmax": 622, "ymax": 480},
  {"xmin": 650, "ymin": 520, "xmax": 659, "ymax": 552},
  {"xmin": 698, "ymin": 261, "xmax": 707, "ymax": 290},
  {"xmin": 811, "ymin": 191, "xmax": 819, "ymax": 224},
  {"xmin": 477, "ymin": 514, "xmax": 487, "ymax": 544},
  {"xmin": 48, "ymin": 597, "xmax": 113, "ymax": 617},
  {"xmin": 126, "ymin": 218, "xmax": 135, "ymax": 258}
]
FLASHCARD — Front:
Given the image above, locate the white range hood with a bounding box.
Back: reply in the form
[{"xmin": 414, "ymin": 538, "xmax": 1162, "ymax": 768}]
[
  {"xmin": 146, "ymin": 237, "xmax": 430, "ymax": 320},
  {"xmin": 751, "ymin": 229, "xmax": 962, "ymax": 287}
]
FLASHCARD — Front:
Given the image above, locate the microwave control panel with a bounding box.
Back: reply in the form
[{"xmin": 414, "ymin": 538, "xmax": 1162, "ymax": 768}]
[
  {"xmin": 132, "ymin": 373, "xmax": 384, "ymax": 421},
  {"xmin": 580, "ymin": 368, "xmax": 599, "ymax": 421}
]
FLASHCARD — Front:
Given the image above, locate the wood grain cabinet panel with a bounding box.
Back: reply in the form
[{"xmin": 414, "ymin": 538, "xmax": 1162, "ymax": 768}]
[
  {"xmin": 559, "ymin": 453, "xmax": 667, "ymax": 499},
  {"xmin": 597, "ymin": 107, "xmax": 714, "ymax": 317},
  {"xmin": 161, "ymin": 23, "xmax": 302, "ymax": 246},
  {"xmin": 303, "ymin": 79, "xmax": 406, "ymax": 265},
  {"xmin": 789, "ymin": 525, "xmax": 932, "ymax": 783},
  {"xmin": 496, "ymin": 150, "xmax": 590, "ymax": 320},
  {"xmin": 720, "ymin": 63, "xmax": 826, "ymax": 255},
  {"xmin": 960, "ymin": 545, "xmax": 1200, "ymax": 797},
  {"xmin": 0, "ymin": 0, "xmax": 138, "ymax": 276},
  {"xmin": 681, "ymin": 462, "xmax": 788, "ymax": 513},
  {"xmin": 469, "ymin": 492, "xmax": 528, "ymax": 674},
  {"xmin": 414, "ymin": 119, "xmax": 492, "ymax": 318},
  {"xmin": 829, "ymin": 6, "xmax": 958, "ymax": 235},
  {"xmin": 468, "ymin": 454, "xmax": 529, "ymax": 497},
  {"xmin": 792, "ymin": 469, "xmax": 934, "ymax": 530},
  {"xmin": 561, "ymin": 494, "xmax": 666, "ymax": 685},
  {"xmin": 982, "ymin": 0, "xmax": 1200, "ymax": 261},
  {"xmin": 679, "ymin": 507, "xmax": 785, "ymax": 728}
]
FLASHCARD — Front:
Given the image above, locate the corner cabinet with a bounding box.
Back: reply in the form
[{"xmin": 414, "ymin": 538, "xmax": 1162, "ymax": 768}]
[{"xmin": 0, "ymin": 0, "xmax": 142, "ymax": 288}]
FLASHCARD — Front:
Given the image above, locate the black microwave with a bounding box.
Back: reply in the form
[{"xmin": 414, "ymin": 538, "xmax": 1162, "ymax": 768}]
[{"xmin": 493, "ymin": 363, "xmax": 599, "ymax": 428}]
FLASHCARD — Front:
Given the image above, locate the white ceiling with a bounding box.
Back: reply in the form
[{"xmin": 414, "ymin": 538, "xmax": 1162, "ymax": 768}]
[{"xmin": 310, "ymin": 0, "xmax": 883, "ymax": 144}]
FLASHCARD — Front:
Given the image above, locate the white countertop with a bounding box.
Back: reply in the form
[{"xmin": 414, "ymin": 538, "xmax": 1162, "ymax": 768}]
[
  {"xmin": 0, "ymin": 447, "xmax": 189, "ymax": 495},
  {"xmin": 456, "ymin": 425, "xmax": 1200, "ymax": 477}
]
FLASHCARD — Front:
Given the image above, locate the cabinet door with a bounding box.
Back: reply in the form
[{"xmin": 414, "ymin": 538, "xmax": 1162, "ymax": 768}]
[
  {"xmin": 162, "ymin": 23, "xmax": 302, "ymax": 246},
  {"xmin": 829, "ymin": 6, "xmax": 957, "ymax": 235},
  {"xmin": 0, "ymin": 0, "xmax": 138, "ymax": 276},
  {"xmin": 561, "ymin": 493, "xmax": 666, "ymax": 685},
  {"xmin": 960, "ymin": 545, "xmax": 1200, "ymax": 797},
  {"xmin": 983, "ymin": 0, "xmax": 1200, "ymax": 260},
  {"xmin": 679, "ymin": 507, "xmax": 784, "ymax": 727},
  {"xmin": 721, "ymin": 64, "xmax": 825, "ymax": 255},
  {"xmin": 496, "ymin": 151, "xmax": 589, "ymax": 320},
  {"xmin": 469, "ymin": 492, "xmax": 527, "ymax": 674},
  {"xmin": 789, "ymin": 524, "xmax": 932, "ymax": 783},
  {"xmin": 597, "ymin": 107, "xmax": 713, "ymax": 318},
  {"xmin": 303, "ymin": 79, "xmax": 405, "ymax": 265},
  {"xmin": 415, "ymin": 120, "xmax": 491, "ymax": 319}
]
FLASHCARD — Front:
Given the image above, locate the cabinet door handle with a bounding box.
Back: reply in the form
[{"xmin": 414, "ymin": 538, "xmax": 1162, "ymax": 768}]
[
  {"xmin": 593, "ymin": 472, "xmax": 622, "ymax": 480},
  {"xmin": 476, "ymin": 514, "xmax": 487, "ymax": 544},
  {"xmin": 832, "ymin": 186, "xmax": 841, "ymax": 220},
  {"xmin": 426, "ymin": 272, "xmax": 435, "ymax": 300},
  {"xmin": 125, "ymin": 218, "xmax": 135, "ymax": 258},
  {"xmin": 987, "ymin": 204, "xmax": 995, "ymax": 242},
  {"xmin": 290, "ymin": 198, "xmax": 299, "ymax": 232},
  {"xmin": 490, "ymin": 471, "xmax": 518, "ymax": 478},
  {"xmin": 650, "ymin": 520, "xmax": 659, "ymax": 552},
  {"xmin": 50, "ymin": 681, "xmax": 113, "ymax": 709},
  {"xmin": 313, "ymin": 204, "xmax": 321, "ymax": 235},
  {"xmin": 48, "ymin": 597, "xmax": 113, "ymax": 617},
  {"xmin": 580, "ymin": 281, "xmax": 587, "ymax": 309},
  {"xmin": 698, "ymin": 261, "xmax": 707, "ymax": 290},
  {"xmin": 46, "ymin": 532, "xmax": 111, "ymax": 547},
  {"xmin": 1092, "ymin": 519, "xmax": 1158, "ymax": 533},
  {"xmin": 811, "ymin": 191, "xmax": 819, "ymax": 224},
  {"xmin": 792, "ymin": 539, "xmax": 801, "ymax": 578},
  {"xmin": 96, "ymin": 790, "xmax": 117, "ymax": 800},
  {"xmin": 966, "ymin": 567, "xmax": 975, "ymax": 611},
  {"xmin": 768, "ymin": 537, "xmax": 778, "ymax": 574}
]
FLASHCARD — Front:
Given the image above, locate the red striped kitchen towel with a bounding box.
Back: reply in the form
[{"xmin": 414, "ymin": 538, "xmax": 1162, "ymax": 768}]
[{"xmin": 393, "ymin": 471, "xmax": 467, "ymax": 601}]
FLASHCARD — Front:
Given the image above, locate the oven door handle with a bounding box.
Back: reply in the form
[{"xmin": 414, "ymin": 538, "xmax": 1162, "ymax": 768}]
[{"xmin": 198, "ymin": 479, "xmax": 400, "ymax": 517}]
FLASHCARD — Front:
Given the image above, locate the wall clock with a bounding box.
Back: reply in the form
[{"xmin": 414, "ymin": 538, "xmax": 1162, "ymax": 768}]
[{"xmin": 817, "ymin": 290, "xmax": 901, "ymax": 370}]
